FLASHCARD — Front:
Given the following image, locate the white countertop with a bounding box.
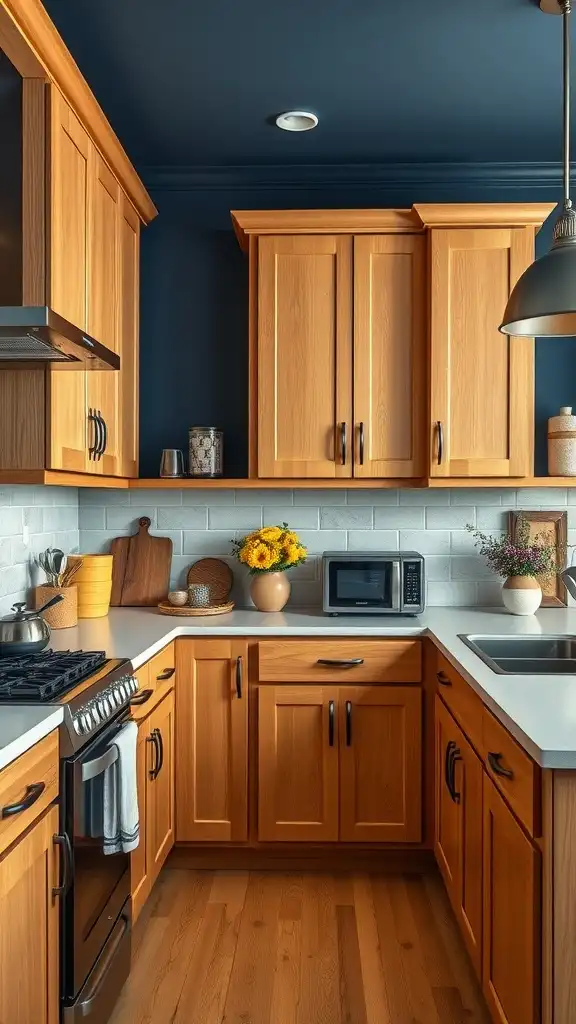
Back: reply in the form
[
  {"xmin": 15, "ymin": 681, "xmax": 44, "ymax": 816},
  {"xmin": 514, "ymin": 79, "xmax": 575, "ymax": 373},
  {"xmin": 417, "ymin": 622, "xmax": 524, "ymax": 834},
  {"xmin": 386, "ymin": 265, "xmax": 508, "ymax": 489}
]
[
  {"xmin": 0, "ymin": 706, "xmax": 63, "ymax": 772},
  {"xmin": 42, "ymin": 604, "xmax": 576, "ymax": 769}
]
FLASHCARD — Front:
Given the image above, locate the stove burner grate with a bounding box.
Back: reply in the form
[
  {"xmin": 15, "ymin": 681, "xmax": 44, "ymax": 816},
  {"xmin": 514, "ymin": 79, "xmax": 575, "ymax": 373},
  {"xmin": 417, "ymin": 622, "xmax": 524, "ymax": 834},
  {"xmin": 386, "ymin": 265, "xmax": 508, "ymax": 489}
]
[{"xmin": 0, "ymin": 649, "xmax": 107, "ymax": 700}]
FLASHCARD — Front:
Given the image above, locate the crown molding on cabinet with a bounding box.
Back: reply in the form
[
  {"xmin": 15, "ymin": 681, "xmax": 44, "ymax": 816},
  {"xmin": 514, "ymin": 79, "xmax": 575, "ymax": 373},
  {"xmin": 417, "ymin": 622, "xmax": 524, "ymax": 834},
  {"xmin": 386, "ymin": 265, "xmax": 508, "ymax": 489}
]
[
  {"xmin": 0, "ymin": 0, "xmax": 157, "ymax": 223},
  {"xmin": 141, "ymin": 162, "xmax": 572, "ymax": 194}
]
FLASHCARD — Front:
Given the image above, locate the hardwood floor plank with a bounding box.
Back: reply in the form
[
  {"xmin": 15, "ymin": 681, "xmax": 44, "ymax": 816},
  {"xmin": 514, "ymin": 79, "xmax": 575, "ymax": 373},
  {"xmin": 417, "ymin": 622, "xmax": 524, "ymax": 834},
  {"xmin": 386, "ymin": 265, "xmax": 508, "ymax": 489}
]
[
  {"xmin": 175, "ymin": 903, "xmax": 227, "ymax": 1023},
  {"xmin": 432, "ymin": 985, "xmax": 470, "ymax": 1024},
  {"xmin": 222, "ymin": 872, "xmax": 283, "ymax": 1024},
  {"xmin": 271, "ymin": 877, "xmax": 303, "ymax": 1024},
  {"xmin": 337, "ymin": 905, "xmax": 368, "ymax": 1024},
  {"xmin": 298, "ymin": 874, "xmax": 342, "ymax": 1024},
  {"xmin": 370, "ymin": 875, "xmax": 415, "ymax": 1024},
  {"xmin": 333, "ymin": 873, "xmax": 354, "ymax": 907},
  {"xmin": 353, "ymin": 874, "xmax": 392, "ymax": 1024},
  {"xmin": 387, "ymin": 876, "xmax": 442, "ymax": 1024}
]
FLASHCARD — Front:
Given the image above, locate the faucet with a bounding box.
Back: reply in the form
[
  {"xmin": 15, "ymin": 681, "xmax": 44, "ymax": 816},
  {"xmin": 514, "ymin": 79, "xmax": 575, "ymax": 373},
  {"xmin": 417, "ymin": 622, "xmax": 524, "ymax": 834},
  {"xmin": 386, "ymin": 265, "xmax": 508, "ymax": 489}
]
[{"xmin": 560, "ymin": 566, "xmax": 576, "ymax": 600}]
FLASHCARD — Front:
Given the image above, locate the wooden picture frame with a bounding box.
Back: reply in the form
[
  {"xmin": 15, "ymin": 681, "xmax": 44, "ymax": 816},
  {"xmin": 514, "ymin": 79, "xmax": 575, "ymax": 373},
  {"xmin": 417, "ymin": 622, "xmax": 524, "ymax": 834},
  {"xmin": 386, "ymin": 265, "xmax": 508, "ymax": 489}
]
[{"xmin": 508, "ymin": 510, "xmax": 568, "ymax": 607}]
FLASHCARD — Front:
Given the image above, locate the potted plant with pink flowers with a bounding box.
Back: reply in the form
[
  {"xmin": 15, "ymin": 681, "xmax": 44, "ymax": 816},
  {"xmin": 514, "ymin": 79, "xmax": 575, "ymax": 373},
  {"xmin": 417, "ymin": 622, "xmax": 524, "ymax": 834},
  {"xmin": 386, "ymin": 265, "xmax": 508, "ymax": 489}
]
[{"xmin": 466, "ymin": 517, "xmax": 558, "ymax": 615}]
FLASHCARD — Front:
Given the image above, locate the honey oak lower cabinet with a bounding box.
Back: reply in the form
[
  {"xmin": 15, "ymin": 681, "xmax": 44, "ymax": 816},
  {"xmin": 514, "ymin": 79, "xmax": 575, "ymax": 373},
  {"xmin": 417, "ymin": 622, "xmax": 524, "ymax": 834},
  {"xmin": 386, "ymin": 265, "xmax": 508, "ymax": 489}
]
[
  {"xmin": 258, "ymin": 685, "xmax": 422, "ymax": 842},
  {"xmin": 0, "ymin": 804, "xmax": 60, "ymax": 1024},
  {"xmin": 132, "ymin": 688, "xmax": 175, "ymax": 921},
  {"xmin": 175, "ymin": 640, "xmax": 248, "ymax": 842},
  {"xmin": 483, "ymin": 774, "xmax": 540, "ymax": 1024},
  {"xmin": 434, "ymin": 696, "xmax": 483, "ymax": 975}
]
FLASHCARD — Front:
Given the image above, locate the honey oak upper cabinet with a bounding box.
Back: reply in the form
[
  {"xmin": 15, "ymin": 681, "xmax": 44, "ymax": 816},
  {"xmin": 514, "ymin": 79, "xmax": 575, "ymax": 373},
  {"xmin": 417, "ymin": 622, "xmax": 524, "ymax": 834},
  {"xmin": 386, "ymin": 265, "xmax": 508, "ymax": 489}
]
[
  {"xmin": 353, "ymin": 235, "xmax": 426, "ymax": 478},
  {"xmin": 175, "ymin": 640, "xmax": 248, "ymax": 843}
]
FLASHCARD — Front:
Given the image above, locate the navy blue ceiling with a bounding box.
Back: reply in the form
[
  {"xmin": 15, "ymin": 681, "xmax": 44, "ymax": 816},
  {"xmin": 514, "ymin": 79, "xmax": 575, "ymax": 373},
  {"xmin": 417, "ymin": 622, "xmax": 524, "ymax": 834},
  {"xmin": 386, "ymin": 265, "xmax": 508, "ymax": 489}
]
[{"xmin": 44, "ymin": 0, "xmax": 565, "ymax": 168}]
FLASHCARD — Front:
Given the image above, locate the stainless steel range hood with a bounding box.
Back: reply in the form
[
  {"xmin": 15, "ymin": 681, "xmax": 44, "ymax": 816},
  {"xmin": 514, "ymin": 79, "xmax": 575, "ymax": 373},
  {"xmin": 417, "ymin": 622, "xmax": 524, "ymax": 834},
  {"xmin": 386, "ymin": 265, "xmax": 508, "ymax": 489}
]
[{"xmin": 0, "ymin": 307, "xmax": 120, "ymax": 370}]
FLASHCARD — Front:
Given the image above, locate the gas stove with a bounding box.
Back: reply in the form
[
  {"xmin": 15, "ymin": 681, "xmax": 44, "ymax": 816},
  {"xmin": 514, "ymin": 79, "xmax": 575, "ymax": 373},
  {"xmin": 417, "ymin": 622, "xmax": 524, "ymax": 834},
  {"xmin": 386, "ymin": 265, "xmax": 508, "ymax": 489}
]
[{"xmin": 0, "ymin": 649, "xmax": 138, "ymax": 755}]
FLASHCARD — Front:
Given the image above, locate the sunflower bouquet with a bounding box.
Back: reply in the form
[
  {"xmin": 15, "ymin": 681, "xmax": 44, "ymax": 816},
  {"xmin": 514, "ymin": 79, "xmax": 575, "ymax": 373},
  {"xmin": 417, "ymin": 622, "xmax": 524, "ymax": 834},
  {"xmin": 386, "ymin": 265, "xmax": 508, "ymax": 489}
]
[{"xmin": 232, "ymin": 523, "xmax": 308, "ymax": 575}]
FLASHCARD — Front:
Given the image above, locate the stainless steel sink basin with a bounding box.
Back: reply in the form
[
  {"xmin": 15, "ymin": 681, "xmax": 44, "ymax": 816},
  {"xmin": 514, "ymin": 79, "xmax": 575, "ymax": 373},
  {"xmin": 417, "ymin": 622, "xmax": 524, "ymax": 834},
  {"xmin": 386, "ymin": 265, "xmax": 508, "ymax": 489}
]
[{"xmin": 458, "ymin": 634, "xmax": 576, "ymax": 674}]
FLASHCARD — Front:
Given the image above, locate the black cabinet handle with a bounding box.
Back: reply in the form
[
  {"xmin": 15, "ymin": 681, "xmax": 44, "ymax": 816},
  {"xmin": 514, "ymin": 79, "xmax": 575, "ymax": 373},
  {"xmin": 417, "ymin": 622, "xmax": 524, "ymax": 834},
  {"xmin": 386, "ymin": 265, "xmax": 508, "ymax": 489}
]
[
  {"xmin": 236, "ymin": 656, "xmax": 243, "ymax": 699},
  {"xmin": 358, "ymin": 421, "xmax": 365, "ymax": 465},
  {"xmin": 95, "ymin": 411, "xmax": 104, "ymax": 459},
  {"xmin": 1, "ymin": 781, "xmax": 45, "ymax": 818},
  {"xmin": 444, "ymin": 740, "xmax": 456, "ymax": 799},
  {"xmin": 328, "ymin": 700, "xmax": 335, "ymax": 746},
  {"xmin": 340, "ymin": 421, "xmax": 347, "ymax": 466},
  {"xmin": 487, "ymin": 751, "xmax": 514, "ymax": 780},
  {"xmin": 147, "ymin": 729, "xmax": 160, "ymax": 780},
  {"xmin": 317, "ymin": 658, "xmax": 364, "ymax": 668},
  {"xmin": 345, "ymin": 700, "xmax": 352, "ymax": 746},
  {"xmin": 436, "ymin": 421, "xmax": 444, "ymax": 466},
  {"xmin": 52, "ymin": 832, "xmax": 73, "ymax": 897},
  {"xmin": 88, "ymin": 408, "xmax": 100, "ymax": 460},
  {"xmin": 99, "ymin": 411, "xmax": 107, "ymax": 457},
  {"xmin": 130, "ymin": 687, "xmax": 154, "ymax": 707},
  {"xmin": 156, "ymin": 728, "xmax": 164, "ymax": 777},
  {"xmin": 436, "ymin": 671, "xmax": 451, "ymax": 687},
  {"xmin": 157, "ymin": 668, "xmax": 175, "ymax": 681},
  {"xmin": 451, "ymin": 748, "xmax": 462, "ymax": 804}
]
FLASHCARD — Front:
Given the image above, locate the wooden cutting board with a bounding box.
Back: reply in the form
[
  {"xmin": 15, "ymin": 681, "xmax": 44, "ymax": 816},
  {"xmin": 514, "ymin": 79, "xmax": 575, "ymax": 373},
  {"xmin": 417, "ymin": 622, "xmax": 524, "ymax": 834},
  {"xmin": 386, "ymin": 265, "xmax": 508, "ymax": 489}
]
[{"xmin": 110, "ymin": 517, "xmax": 172, "ymax": 607}]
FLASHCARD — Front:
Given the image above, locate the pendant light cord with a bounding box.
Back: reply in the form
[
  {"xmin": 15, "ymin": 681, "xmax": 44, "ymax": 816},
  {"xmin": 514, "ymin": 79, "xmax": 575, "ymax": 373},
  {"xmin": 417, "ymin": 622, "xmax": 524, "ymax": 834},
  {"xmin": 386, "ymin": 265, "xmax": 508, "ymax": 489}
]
[{"xmin": 562, "ymin": 0, "xmax": 572, "ymax": 207}]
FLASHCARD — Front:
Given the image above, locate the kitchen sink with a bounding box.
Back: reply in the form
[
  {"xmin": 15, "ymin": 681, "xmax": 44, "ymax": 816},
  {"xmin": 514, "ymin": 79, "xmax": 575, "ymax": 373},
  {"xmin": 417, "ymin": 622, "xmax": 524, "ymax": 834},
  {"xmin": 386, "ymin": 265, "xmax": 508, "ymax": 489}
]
[{"xmin": 458, "ymin": 634, "xmax": 576, "ymax": 674}]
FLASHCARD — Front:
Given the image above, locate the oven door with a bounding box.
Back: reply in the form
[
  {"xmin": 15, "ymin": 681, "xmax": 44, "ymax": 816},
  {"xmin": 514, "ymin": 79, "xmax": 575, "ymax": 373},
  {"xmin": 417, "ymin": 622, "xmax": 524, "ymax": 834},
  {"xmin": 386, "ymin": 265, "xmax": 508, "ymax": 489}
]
[
  {"xmin": 325, "ymin": 558, "xmax": 401, "ymax": 612},
  {"xmin": 62, "ymin": 715, "xmax": 132, "ymax": 1002}
]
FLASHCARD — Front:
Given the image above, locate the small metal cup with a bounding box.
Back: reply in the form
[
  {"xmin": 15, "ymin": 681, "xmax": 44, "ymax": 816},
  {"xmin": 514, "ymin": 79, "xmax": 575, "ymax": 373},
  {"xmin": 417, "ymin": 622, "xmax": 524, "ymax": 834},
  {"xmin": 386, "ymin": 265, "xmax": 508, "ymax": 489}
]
[
  {"xmin": 160, "ymin": 449, "xmax": 185, "ymax": 478},
  {"xmin": 188, "ymin": 583, "xmax": 212, "ymax": 608}
]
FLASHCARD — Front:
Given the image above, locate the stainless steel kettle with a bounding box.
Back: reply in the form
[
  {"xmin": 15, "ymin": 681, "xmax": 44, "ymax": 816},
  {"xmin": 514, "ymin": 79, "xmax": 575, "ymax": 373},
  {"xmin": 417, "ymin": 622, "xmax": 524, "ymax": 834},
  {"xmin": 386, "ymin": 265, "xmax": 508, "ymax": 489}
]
[
  {"xmin": 561, "ymin": 567, "xmax": 576, "ymax": 601},
  {"xmin": 0, "ymin": 594, "xmax": 64, "ymax": 657}
]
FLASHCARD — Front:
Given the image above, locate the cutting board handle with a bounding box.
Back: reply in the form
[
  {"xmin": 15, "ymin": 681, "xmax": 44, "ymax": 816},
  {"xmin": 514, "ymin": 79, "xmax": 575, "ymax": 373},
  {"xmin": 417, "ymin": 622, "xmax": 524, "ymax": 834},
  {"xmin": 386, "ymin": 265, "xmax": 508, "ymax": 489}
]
[{"xmin": 138, "ymin": 517, "xmax": 152, "ymax": 533}]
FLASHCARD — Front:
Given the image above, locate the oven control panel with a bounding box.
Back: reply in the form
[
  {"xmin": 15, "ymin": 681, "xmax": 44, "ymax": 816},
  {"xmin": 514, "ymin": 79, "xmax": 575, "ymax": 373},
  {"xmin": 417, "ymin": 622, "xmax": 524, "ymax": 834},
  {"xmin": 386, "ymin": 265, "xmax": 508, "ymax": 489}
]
[{"xmin": 72, "ymin": 674, "xmax": 138, "ymax": 736}]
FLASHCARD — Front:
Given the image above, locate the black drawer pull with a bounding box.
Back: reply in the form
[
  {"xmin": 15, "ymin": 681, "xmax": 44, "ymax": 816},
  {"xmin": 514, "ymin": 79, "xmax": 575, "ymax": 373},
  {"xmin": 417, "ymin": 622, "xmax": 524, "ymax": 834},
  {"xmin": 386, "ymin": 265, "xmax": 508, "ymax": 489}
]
[
  {"xmin": 52, "ymin": 832, "xmax": 73, "ymax": 897},
  {"xmin": 345, "ymin": 700, "xmax": 352, "ymax": 746},
  {"xmin": 317, "ymin": 658, "xmax": 364, "ymax": 668},
  {"xmin": 328, "ymin": 700, "xmax": 335, "ymax": 746},
  {"xmin": 236, "ymin": 656, "xmax": 243, "ymax": 699},
  {"xmin": 436, "ymin": 671, "xmax": 451, "ymax": 687},
  {"xmin": 130, "ymin": 688, "xmax": 154, "ymax": 706},
  {"xmin": 1, "ymin": 781, "xmax": 45, "ymax": 818},
  {"xmin": 157, "ymin": 667, "xmax": 175, "ymax": 681},
  {"xmin": 487, "ymin": 751, "xmax": 514, "ymax": 780},
  {"xmin": 147, "ymin": 729, "xmax": 160, "ymax": 779}
]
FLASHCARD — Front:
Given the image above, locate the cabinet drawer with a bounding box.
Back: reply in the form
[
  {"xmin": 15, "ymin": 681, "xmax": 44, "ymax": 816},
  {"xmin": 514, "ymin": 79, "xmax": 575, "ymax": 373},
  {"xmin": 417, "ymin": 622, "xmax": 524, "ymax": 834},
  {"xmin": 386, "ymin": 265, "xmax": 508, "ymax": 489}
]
[
  {"xmin": 482, "ymin": 710, "xmax": 540, "ymax": 837},
  {"xmin": 147, "ymin": 643, "xmax": 176, "ymax": 691},
  {"xmin": 436, "ymin": 652, "xmax": 483, "ymax": 754},
  {"xmin": 258, "ymin": 640, "xmax": 422, "ymax": 683},
  {"xmin": 0, "ymin": 730, "xmax": 59, "ymax": 856}
]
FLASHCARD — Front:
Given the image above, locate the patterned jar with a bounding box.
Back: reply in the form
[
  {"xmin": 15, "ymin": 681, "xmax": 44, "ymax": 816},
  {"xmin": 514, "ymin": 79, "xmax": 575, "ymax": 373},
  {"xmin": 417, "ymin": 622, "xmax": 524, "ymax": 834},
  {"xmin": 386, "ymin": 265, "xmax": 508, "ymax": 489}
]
[
  {"xmin": 548, "ymin": 406, "xmax": 576, "ymax": 476},
  {"xmin": 188, "ymin": 426, "xmax": 223, "ymax": 478}
]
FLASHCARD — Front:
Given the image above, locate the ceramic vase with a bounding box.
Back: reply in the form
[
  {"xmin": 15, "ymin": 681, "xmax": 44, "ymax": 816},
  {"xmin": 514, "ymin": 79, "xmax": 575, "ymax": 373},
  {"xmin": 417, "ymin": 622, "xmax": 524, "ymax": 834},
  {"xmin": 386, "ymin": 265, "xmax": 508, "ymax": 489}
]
[
  {"xmin": 250, "ymin": 571, "xmax": 290, "ymax": 612},
  {"xmin": 501, "ymin": 576, "xmax": 542, "ymax": 616}
]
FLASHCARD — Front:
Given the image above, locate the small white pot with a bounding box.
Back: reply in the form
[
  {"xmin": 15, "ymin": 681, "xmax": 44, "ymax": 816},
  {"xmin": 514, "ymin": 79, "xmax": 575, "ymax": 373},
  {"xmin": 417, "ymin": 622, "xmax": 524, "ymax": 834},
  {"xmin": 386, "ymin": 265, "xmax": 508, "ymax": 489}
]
[{"xmin": 501, "ymin": 576, "xmax": 542, "ymax": 616}]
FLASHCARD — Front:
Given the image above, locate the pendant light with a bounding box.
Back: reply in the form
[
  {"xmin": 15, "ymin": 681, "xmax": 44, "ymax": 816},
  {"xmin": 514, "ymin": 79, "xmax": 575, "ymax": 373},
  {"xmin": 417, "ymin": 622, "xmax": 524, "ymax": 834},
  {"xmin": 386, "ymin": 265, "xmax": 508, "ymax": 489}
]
[{"xmin": 500, "ymin": 0, "xmax": 576, "ymax": 337}]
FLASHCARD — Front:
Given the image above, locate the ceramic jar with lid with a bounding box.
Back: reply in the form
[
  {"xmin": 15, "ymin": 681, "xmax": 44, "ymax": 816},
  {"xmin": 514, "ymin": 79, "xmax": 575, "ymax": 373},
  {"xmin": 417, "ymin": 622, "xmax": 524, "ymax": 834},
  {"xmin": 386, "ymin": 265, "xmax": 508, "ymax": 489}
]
[{"xmin": 548, "ymin": 406, "xmax": 576, "ymax": 476}]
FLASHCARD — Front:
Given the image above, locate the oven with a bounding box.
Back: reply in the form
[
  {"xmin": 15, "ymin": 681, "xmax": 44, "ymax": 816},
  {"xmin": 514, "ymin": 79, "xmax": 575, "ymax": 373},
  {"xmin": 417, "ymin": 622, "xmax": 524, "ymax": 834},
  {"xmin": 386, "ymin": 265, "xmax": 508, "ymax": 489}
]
[
  {"xmin": 322, "ymin": 551, "xmax": 425, "ymax": 615},
  {"xmin": 61, "ymin": 711, "xmax": 132, "ymax": 1023}
]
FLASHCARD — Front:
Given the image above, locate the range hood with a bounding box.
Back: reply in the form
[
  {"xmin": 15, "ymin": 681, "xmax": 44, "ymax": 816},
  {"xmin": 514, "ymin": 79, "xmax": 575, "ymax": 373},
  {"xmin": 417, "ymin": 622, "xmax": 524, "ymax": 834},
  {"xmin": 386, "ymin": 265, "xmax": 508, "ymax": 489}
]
[{"xmin": 0, "ymin": 307, "xmax": 120, "ymax": 370}]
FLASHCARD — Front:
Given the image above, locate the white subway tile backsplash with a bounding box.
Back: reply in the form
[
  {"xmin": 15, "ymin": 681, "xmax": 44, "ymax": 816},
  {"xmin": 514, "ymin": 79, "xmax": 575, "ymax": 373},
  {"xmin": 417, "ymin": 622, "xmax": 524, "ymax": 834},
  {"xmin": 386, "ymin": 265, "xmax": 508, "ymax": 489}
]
[
  {"xmin": 400, "ymin": 530, "xmax": 450, "ymax": 554},
  {"xmin": 321, "ymin": 507, "xmax": 373, "ymax": 530},
  {"xmin": 79, "ymin": 506, "xmax": 106, "ymax": 531},
  {"xmin": 450, "ymin": 488, "xmax": 512, "ymax": 506},
  {"xmin": 424, "ymin": 556, "xmax": 451, "ymax": 581},
  {"xmin": 238, "ymin": 489, "xmax": 293, "ymax": 506},
  {"xmin": 294, "ymin": 490, "xmax": 347, "ymax": 506},
  {"xmin": 476, "ymin": 507, "xmax": 509, "ymax": 530},
  {"xmin": 22, "ymin": 506, "xmax": 43, "ymax": 534},
  {"xmin": 298, "ymin": 530, "xmax": 346, "ymax": 553},
  {"xmin": 346, "ymin": 489, "xmax": 399, "ymax": 505},
  {"xmin": 426, "ymin": 507, "xmax": 476, "ymax": 530},
  {"xmin": 450, "ymin": 530, "xmax": 478, "ymax": 554},
  {"xmin": 517, "ymin": 487, "xmax": 568, "ymax": 506},
  {"xmin": 130, "ymin": 488, "xmax": 182, "ymax": 505},
  {"xmin": 81, "ymin": 488, "xmax": 130, "ymax": 506},
  {"xmin": 450, "ymin": 556, "xmax": 497, "ymax": 581},
  {"xmin": 477, "ymin": 581, "xmax": 503, "ymax": 606},
  {"xmin": 158, "ymin": 507, "xmax": 208, "ymax": 530},
  {"xmin": 400, "ymin": 489, "xmax": 450, "ymax": 506},
  {"xmin": 182, "ymin": 531, "xmax": 235, "ymax": 555},
  {"xmin": 348, "ymin": 530, "xmax": 399, "ymax": 551},
  {"xmin": 0, "ymin": 507, "xmax": 22, "ymax": 536},
  {"xmin": 262, "ymin": 506, "xmax": 318, "ymax": 529},
  {"xmin": 105, "ymin": 507, "xmax": 157, "ymax": 530},
  {"xmin": 374, "ymin": 507, "xmax": 424, "ymax": 530},
  {"xmin": 79, "ymin": 531, "xmax": 121, "ymax": 553},
  {"xmin": 427, "ymin": 582, "xmax": 478, "ymax": 606},
  {"xmin": 184, "ymin": 489, "xmax": 235, "ymax": 505},
  {"xmin": 0, "ymin": 538, "xmax": 11, "ymax": 567},
  {"xmin": 208, "ymin": 506, "xmax": 262, "ymax": 531}
]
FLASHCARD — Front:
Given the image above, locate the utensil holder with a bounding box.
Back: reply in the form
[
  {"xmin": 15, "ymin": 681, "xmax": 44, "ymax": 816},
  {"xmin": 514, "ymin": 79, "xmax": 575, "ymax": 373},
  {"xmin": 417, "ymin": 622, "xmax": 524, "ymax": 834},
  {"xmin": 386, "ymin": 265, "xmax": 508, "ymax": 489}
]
[{"xmin": 34, "ymin": 585, "xmax": 78, "ymax": 628}]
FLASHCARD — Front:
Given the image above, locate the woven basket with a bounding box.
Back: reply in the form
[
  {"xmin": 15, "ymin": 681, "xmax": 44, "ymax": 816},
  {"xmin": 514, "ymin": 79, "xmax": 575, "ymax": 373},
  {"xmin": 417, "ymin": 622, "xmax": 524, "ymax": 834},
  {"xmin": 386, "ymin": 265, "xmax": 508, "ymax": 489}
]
[{"xmin": 34, "ymin": 585, "xmax": 78, "ymax": 629}]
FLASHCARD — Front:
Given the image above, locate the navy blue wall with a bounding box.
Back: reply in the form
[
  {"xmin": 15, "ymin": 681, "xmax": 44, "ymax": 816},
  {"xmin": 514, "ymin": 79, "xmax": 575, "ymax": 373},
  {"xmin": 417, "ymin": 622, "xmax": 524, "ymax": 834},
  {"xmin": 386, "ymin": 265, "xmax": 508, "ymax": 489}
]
[{"xmin": 139, "ymin": 170, "xmax": 573, "ymax": 478}]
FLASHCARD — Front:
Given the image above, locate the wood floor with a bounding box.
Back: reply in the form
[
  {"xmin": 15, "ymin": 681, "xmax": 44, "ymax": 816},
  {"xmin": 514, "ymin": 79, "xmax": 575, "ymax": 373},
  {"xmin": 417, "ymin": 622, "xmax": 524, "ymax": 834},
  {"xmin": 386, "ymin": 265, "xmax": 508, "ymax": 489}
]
[{"xmin": 110, "ymin": 868, "xmax": 490, "ymax": 1024}]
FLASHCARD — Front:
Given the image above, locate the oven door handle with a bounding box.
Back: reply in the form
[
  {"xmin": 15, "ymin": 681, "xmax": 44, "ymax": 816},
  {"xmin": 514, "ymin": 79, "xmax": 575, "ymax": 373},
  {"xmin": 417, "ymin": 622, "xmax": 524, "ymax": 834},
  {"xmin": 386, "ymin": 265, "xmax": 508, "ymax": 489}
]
[
  {"xmin": 76, "ymin": 911, "xmax": 130, "ymax": 1015},
  {"xmin": 52, "ymin": 831, "xmax": 73, "ymax": 897},
  {"xmin": 81, "ymin": 745, "xmax": 118, "ymax": 782}
]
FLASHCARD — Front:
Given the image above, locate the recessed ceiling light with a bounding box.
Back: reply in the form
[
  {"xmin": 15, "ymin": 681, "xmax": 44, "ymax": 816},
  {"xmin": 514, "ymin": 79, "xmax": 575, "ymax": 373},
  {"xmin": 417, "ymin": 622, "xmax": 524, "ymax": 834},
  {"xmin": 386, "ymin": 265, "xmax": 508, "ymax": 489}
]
[{"xmin": 275, "ymin": 111, "xmax": 318, "ymax": 132}]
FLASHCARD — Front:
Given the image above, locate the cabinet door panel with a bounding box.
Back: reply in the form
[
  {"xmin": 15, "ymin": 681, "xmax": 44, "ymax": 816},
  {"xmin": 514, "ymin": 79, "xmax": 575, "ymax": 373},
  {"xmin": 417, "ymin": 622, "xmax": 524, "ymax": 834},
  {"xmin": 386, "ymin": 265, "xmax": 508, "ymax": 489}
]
[
  {"xmin": 147, "ymin": 689, "xmax": 175, "ymax": 884},
  {"xmin": 131, "ymin": 720, "xmax": 149, "ymax": 921},
  {"xmin": 119, "ymin": 195, "xmax": 140, "ymax": 477},
  {"xmin": 49, "ymin": 88, "xmax": 89, "ymax": 329},
  {"xmin": 429, "ymin": 227, "xmax": 534, "ymax": 478},
  {"xmin": 175, "ymin": 640, "xmax": 248, "ymax": 842},
  {"xmin": 0, "ymin": 805, "xmax": 59, "ymax": 1024},
  {"xmin": 483, "ymin": 775, "xmax": 540, "ymax": 1024},
  {"xmin": 258, "ymin": 685, "xmax": 339, "ymax": 841},
  {"xmin": 435, "ymin": 696, "xmax": 461, "ymax": 895},
  {"xmin": 339, "ymin": 686, "xmax": 422, "ymax": 842},
  {"xmin": 354, "ymin": 235, "xmax": 425, "ymax": 478},
  {"xmin": 257, "ymin": 235, "xmax": 353, "ymax": 478}
]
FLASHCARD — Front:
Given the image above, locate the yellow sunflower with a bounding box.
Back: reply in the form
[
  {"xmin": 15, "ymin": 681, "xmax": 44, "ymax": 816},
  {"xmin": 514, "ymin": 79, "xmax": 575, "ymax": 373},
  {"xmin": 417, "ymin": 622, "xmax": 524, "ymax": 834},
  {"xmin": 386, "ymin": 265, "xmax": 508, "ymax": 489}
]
[
  {"xmin": 259, "ymin": 526, "xmax": 283, "ymax": 542},
  {"xmin": 246, "ymin": 542, "xmax": 277, "ymax": 570}
]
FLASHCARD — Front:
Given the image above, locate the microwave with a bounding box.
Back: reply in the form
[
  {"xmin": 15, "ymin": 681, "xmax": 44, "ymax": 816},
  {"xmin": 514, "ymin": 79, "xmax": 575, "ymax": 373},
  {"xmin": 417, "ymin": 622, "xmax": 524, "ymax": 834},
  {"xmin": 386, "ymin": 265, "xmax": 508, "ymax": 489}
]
[{"xmin": 322, "ymin": 551, "xmax": 425, "ymax": 615}]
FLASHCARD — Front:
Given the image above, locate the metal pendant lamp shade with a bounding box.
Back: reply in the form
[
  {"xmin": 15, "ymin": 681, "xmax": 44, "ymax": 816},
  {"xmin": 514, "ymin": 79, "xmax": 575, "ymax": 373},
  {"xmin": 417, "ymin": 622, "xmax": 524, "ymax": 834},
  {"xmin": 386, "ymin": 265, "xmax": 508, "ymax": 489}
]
[{"xmin": 500, "ymin": 0, "xmax": 576, "ymax": 337}]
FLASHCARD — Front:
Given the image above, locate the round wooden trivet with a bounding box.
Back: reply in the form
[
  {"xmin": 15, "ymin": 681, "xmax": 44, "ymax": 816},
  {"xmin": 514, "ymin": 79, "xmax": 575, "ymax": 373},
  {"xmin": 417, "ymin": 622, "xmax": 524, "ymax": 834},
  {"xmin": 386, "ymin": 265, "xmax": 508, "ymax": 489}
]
[
  {"xmin": 157, "ymin": 600, "xmax": 235, "ymax": 617},
  {"xmin": 186, "ymin": 557, "xmax": 233, "ymax": 604}
]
